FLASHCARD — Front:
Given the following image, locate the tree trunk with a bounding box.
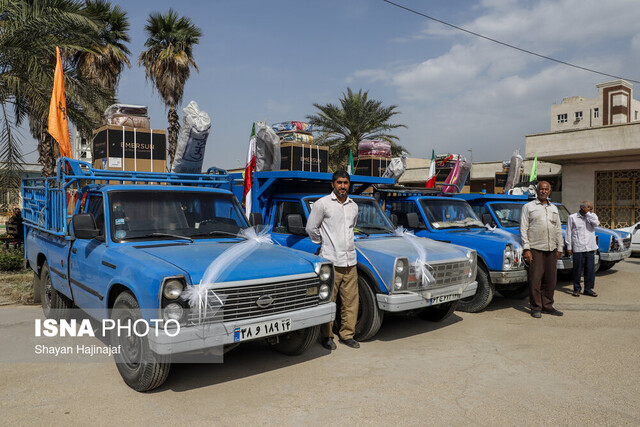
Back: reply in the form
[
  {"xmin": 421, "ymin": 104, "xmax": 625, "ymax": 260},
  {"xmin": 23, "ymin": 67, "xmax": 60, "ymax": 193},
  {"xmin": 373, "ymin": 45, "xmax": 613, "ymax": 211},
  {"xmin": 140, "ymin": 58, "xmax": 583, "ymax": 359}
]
[
  {"xmin": 167, "ymin": 106, "xmax": 180, "ymax": 169},
  {"xmin": 38, "ymin": 133, "xmax": 57, "ymax": 177}
]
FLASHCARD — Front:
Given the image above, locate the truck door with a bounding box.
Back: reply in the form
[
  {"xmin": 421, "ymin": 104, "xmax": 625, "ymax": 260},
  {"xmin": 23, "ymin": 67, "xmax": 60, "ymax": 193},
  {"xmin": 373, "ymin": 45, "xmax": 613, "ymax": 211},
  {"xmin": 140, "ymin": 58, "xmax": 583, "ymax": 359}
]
[
  {"xmin": 270, "ymin": 200, "xmax": 319, "ymax": 253},
  {"xmin": 68, "ymin": 194, "xmax": 109, "ymax": 309}
]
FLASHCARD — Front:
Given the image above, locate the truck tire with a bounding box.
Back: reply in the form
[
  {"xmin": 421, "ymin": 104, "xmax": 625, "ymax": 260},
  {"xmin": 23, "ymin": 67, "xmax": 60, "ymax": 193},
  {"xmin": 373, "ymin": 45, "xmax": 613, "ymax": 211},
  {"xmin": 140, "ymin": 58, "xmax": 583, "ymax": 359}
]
[
  {"xmin": 333, "ymin": 275, "xmax": 384, "ymax": 341},
  {"xmin": 498, "ymin": 283, "xmax": 529, "ymax": 299},
  {"xmin": 599, "ymin": 261, "xmax": 615, "ymax": 271},
  {"xmin": 32, "ymin": 272, "xmax": 42, "ymax": 304},
  {"xmin": 40, "ymin": 261, "xmax": 72, "ymax": 320},
  {"xmin": 268, "ymin": 325, "xmax": 320, "ymax": 356},
  {"xmin": 417, "ymin": 300, "xmax": 458, "ymax": 322},
  {"xmin": 110, "ymin": 291, "xmax": 170, "ymax": 392},
  {"xmin": 457, "ymin": 265, "xmax": 494, "ymax": 313}
]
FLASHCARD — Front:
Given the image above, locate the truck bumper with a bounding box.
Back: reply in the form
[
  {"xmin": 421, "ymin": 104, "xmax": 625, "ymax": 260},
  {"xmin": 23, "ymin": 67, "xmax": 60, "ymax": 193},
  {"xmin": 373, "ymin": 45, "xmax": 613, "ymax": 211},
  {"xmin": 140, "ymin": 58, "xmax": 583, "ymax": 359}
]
[
  {"xmin": 557, "ymin": 258, "xmax": 573, "ymax": 271},
  {"xmin": 490, "ymin": 269, "xmax": 528, "ymax": 285},
  {"xmin": 147, "ymin": 303, "xmax": 335, "ymax": 355},
  {"xmin": 376, "ymin": 281, "xmax": 478, "ymax": 312},
  {"xmin": 600, "ymin": 249, "xmax": 631, "ymax": 262}
]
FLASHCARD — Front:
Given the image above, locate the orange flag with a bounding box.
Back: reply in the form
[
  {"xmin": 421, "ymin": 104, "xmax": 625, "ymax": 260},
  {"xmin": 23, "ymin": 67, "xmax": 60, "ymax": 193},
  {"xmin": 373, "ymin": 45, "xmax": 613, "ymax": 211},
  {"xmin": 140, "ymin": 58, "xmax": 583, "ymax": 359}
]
[{"xmin": 48, "ymin": 47, "xmax": 72, "ymax": 159}]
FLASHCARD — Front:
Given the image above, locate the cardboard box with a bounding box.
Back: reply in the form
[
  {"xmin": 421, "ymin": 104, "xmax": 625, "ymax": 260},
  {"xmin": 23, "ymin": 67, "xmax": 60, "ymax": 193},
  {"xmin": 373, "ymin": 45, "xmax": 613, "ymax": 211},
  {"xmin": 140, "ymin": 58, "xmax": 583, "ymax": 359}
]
[
  {"xmin": 355, "ymin": 155, "xmax": 390, "ymax": 177},
  {"xmin": 92, "ymin": 125, "xmax": 166, "ymax": 173},
  {"xmin": 280, "ymin": 142, "xmax": 328, "ymax": 173}
]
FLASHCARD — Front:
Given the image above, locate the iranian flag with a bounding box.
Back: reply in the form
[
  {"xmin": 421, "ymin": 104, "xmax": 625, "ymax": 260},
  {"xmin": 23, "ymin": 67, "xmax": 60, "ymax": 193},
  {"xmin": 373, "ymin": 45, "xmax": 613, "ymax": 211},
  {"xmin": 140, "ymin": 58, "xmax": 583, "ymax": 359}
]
[
  {"xmin": 242, "ymin": 123, "xmax": 257, "ymax": 216},
  {"xmin": 425, "ymin": 149, "xmax": 436, "ymax": 188}
]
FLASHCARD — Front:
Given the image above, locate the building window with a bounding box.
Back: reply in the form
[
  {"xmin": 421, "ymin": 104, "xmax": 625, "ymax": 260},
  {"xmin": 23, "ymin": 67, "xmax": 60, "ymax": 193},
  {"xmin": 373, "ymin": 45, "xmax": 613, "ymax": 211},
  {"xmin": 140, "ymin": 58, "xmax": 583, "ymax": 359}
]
[
  {"xmin": 636, "ymin": 111, "xmax": 638, "ymax": 120},
  {"xmin": 575, "ymin": 111, "xmax": 583, "ymax": 121},
  {"xmin": 594, "ymin": 108, "xmax": 599, "ymax": 118},
  {"xmin": 557, "ymin": 113, "xmax": 567, "ymax": 123}
]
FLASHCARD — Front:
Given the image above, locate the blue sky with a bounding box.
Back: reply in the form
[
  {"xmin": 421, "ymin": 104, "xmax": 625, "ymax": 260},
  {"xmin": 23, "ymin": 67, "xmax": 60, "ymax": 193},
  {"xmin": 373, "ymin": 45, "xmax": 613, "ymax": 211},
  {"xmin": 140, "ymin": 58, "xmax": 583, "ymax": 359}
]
[{"xmin": 22, "ymin": 0, "xmax": 640, "ymax": 168}]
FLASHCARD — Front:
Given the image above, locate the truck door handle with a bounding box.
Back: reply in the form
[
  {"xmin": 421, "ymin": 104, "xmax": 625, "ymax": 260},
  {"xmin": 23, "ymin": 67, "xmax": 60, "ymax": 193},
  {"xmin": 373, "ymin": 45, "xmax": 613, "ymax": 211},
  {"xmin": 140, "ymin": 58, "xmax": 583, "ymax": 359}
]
[{"xmin": 71, "ymin": 248, "xmax": 77, "ymax": 254}]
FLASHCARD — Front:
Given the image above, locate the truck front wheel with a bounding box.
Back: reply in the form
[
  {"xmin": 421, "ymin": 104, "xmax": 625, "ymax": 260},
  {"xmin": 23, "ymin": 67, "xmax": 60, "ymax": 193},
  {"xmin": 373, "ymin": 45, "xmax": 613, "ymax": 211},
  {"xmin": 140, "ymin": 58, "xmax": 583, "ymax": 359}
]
[
  {"xmin": 333, "ymin": 275, "xmax": 384, "ymax": 341},
  {"xmin": 457, "ymin": 265, "xmax": 494, "ymax": 313},
  {"xmin": 268, "ymin": 325, "xmax": 320, "ymax": 356},
  {"xmin": 40, "ymin": 261, "xmax": 72, "ymax": 320},
  {"xmin": 598, "ymin": 261, "xmax": 615, "ymax": 271},
  {"xmin": 110, "ymin": 291, "xmax": 170, "ymax": 392}
]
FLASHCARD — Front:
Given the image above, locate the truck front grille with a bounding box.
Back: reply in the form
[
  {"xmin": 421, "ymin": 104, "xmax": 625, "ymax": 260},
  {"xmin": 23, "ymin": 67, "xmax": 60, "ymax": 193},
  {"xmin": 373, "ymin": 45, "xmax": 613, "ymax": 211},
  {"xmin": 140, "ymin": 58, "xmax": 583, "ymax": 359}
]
[
  {"xmin": 408, "ymin": 260, "xmax": 470, "ymax": 290},
  {"xmin": 186, "ymin": 276, "xmax": 321, "ymax": 325}
]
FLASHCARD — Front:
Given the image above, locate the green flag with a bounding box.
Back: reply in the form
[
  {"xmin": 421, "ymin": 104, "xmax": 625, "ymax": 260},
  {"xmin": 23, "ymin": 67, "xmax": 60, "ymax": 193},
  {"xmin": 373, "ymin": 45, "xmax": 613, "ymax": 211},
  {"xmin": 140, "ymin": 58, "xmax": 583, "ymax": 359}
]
[
  {"xmin": 530, "ymin": 154, "xmax": 538, "ymax": 181},
  {"xmin": 348, "ymin": 149, "xmax": 355, "ymax": 175}
]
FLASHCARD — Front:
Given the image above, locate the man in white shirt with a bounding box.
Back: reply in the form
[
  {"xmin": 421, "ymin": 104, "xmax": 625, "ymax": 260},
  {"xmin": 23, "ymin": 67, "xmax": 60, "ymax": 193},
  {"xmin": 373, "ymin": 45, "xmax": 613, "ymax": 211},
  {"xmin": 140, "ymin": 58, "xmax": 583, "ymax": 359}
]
[
  {"xmin": 520, "ymin": 181, "xmax": 564, "ymax": 318},
  {"xmin": 306, "ymin": 170, "xmax": 360, "ymax": 350},
  {"xmin": 566, "ymin": 200, "xmax": 599, "ymax": 297}
]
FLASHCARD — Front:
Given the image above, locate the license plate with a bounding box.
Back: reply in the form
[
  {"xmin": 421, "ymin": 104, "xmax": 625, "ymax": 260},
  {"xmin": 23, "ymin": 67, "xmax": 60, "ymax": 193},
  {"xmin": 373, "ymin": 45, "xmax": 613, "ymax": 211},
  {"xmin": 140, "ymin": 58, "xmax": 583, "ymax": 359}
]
[
  {"xmin": 429, "ymin": 293, "xmax": 460, "ymax": 305},
  {"xmin": 233, "ymin": 318, "xmax": 292, "ymax": 342}
]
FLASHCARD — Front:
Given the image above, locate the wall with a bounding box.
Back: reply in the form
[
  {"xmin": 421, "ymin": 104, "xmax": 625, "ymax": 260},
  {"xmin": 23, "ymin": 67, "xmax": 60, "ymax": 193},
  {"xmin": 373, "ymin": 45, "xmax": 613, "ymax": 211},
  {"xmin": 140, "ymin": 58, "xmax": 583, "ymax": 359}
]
[{"xmin": 560, "ymin": 157, "xmax": 640, "ymax": 214}]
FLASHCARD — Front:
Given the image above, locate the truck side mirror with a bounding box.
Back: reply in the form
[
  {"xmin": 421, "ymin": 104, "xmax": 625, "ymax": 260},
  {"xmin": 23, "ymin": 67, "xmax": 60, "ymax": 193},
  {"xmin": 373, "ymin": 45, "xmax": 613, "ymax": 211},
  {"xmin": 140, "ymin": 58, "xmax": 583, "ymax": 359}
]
[
  {"xmin": 249, "ymin": 212, "xmax": 263, "ymax": 227},
  {"xmin": 286, "ymin": 214, "xmax": 307, "ymax": 235},
  {"xmin": 406, "ymin": 212, "xmax": 420, "ymax": 229},
  {"xmin": 635, "ymin": 223, "xmax": 640, "ymax": 231},
  {"xmin": 72, "ymin": 213, "xmax": 99, "ymax": 239},
  {"xmin": 389, "ymin": 213, "xmax": 398, "ymax": 227},
  {"xmin": 481, "ymin": 213, "xmax": 495, "ymax": 227}
]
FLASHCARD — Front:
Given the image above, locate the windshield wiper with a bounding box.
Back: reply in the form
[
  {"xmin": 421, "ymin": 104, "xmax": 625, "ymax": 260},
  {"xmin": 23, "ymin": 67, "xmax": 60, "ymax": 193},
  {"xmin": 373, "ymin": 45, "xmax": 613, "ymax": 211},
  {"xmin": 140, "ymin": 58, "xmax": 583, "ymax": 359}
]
[
  {"xmin": 129, "ymin": 233, "xmax": 194, "ymax": 243},
  {"xmin": 361, "ymin": 225, "xmax": 394, "ymax": 233},
  {"xmin": 190, "ymin": 230, "xmax": 244, "ymax": 239},
  {"xmin": 354, "ymin": 228, "xmax": 370, "ymax": 236}
]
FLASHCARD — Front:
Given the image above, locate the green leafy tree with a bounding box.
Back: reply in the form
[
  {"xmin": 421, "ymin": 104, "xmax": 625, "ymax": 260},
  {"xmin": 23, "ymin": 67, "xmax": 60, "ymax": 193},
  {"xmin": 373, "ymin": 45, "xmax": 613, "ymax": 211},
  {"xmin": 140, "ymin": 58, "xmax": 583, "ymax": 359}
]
[
  {"xmin": 307, "ymin": 88, "xmax": 407, "ymax": 171},
  {"xmin": 0, "ymin": 0, "xmax": 113, "ymax": 181},
  {"xmin": 138, "ymin": 9, "xmax": 201, "ymax": 168}
]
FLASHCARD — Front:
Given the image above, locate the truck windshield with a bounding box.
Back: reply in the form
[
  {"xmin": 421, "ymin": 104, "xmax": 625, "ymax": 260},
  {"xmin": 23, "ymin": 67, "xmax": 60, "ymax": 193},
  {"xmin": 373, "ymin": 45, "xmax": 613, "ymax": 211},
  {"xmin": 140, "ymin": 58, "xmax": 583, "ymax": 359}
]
[
  {"xmin": 306, "ymin": 197, "xmax": 395, "ymax": 234},
  {"xmin": 488, "ymin": 203, "xmax": 523, "ymax": 228},
  {"xmin": 555, "ymin": 204, "xmax": 570, "ymax": 224},
  {"xmin": 109, "ymin": 190, "xmax": 248, "ymax": 242},
  {"xmin": 419, "ymin": 199, "xmax": 484, "ymax": 229}
]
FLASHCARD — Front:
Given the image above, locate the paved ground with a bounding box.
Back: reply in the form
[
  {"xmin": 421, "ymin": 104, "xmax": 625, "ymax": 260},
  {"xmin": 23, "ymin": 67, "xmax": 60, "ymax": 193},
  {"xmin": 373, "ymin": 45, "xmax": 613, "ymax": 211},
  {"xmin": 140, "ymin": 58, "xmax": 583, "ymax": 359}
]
[{"xmin": 1, "ymin": 258, "xmax": 639, "ymax": 426}]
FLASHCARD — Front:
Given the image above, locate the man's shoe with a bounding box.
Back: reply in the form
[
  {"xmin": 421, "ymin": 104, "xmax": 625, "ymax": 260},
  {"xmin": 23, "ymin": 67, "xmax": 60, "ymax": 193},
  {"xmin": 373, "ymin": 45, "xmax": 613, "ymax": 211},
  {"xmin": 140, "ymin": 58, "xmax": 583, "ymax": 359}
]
[
  {"xmin": 542, "ymin": 308, "xmax": 564, "ymax": 316},
  {"xmin": 531, "ymin": 310, "xmax": 542, "ymax": 318},
  {"xmin": 321, "ymin": 337, "xmax": 336, "ymax": 350},
  {"xmin": 340, "ymin": 338, "xmax": 360, "ymax": 348}
]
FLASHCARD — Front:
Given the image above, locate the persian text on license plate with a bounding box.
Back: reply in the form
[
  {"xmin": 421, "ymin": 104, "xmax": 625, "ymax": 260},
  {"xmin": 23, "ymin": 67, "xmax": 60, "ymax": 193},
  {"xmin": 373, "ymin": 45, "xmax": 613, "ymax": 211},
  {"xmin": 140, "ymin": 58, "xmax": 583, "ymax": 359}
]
[
  {"xmin": 233, "ymin": 318, "xmax": 291, "ymax": 342},
  {"xmin": 429, "ymin": 293, "xmax": 460, "ymax": 305}
]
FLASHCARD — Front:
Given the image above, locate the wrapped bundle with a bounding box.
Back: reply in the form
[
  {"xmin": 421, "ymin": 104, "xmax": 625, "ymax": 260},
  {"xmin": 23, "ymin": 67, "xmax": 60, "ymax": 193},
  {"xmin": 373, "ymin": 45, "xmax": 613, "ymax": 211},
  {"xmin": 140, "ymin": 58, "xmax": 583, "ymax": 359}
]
[
  {"xmin": 382, "ymin": 153, "xmax": 408, "ymax": 183},
  {"xmin": 171, "ymin": 101, "xmax": 211, "ymax": 174},
  {"xmin": 272, "ymin": 121, "xmax": 313, "ymax": 133},
  {"xmin": 255, "ymin": 121, "xmax": 281, "ymax": 171},
  {"xmin": 358, "ymin": 140, "xmax": 391, "ymax": 154},
  {"xmin": 280, "ymin": 132, "xmax": 314, "ymax": 144},
  {"xmin": 105, "ymin": 104, "xmax": 150, "ymax": 129}
]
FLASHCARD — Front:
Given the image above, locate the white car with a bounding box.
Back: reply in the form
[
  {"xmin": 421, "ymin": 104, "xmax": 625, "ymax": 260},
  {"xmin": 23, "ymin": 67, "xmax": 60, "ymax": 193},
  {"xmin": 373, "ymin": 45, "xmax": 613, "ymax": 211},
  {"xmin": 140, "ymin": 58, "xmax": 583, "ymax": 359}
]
[{"xmin": 616, "ymin": 222, "xmax": 640, "ymax": 255}]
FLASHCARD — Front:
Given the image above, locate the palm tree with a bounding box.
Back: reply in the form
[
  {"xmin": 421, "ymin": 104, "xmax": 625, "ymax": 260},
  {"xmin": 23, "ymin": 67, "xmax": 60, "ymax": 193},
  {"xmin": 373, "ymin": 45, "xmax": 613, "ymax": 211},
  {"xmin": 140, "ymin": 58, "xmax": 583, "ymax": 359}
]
[
  {"xmin": 138, "ymin": 9, "xmax": 201, "ymax": 169},
  {"xmin": 0, "ymin": 0, "xmax": 113, "ymax": 178},
  {"xmin": 74, "ymin": 0, "xmax": 131, "ymax": 94},
  {"xmin": 307, "ymin": 88, "xmax": 407, "ymax": 170}
]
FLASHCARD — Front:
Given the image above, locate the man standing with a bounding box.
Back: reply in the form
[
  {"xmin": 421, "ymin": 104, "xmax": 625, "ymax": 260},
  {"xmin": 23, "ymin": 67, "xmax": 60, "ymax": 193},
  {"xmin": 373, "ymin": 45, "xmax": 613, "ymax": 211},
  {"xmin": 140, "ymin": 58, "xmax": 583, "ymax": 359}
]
[
  {"xmin": 566, "ymin": 201, "xmax": 599, "ymax": 297},
  {"xmin": 520, "ymin": 181, "xmax": 564, "ymax": 318},
  {"xmin": 306, "ymin": 170, "xmax": 360, "ymax": 349}
]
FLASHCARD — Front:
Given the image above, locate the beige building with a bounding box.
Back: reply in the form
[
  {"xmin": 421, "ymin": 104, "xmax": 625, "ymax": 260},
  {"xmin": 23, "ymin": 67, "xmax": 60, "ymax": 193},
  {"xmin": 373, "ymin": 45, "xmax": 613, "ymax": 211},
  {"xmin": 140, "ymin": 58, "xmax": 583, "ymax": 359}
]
[{"xmin": 526, "ymin": 80, "xmax": 640, "ymax": 228}]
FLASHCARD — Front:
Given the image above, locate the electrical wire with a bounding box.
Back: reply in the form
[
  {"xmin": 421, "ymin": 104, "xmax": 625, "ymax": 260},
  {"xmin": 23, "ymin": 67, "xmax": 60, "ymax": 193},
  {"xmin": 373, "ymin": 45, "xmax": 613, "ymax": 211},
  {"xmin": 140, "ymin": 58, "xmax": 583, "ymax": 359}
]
[{"xmin": 383, "ymin": 0, "xmax": 640, "ymax": 84}]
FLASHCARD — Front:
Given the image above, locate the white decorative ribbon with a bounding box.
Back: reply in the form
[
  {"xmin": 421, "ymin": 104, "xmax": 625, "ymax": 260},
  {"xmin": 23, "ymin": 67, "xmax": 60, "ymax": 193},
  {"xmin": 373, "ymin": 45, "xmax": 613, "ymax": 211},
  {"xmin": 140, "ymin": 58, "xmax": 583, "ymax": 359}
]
[
  {"xmin": 393, "ymin": 227, "xmax": 436, "ymax": 287},
  {"xmin": 182, "ymin": 226, "xmax": 274, "ymax": 322}
]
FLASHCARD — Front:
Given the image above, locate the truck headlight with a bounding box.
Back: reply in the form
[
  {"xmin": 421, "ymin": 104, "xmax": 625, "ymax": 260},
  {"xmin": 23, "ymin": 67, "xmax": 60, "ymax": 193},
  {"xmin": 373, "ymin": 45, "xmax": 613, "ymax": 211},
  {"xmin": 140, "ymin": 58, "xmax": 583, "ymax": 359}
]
[
  {"xmin": 163, "ymin": 279, "xmax": 184, "ymax": 300},
  {"xmin": 466, "ymin": 250, "xmax": 477, "ymax": 279},
  {"xmin": 315, "ymin": 262, "xmax": 334, "ymax": 303},
  {"xmin": 319, "ymin": 283, "xmax": 331, "ymax": 300},
  {"xmin": 163, "ymin": 303, "xmax": 184, "ymax": 321},
  {"xmin": 392, "ymin": 257, "xmax": 409, "ymax": 292},
  {"xmin": 319, "ymin": 264, "xmax": 332, "ymax": 282},
  {"xmin": 503, "ymin": 244, "xmax": 514, "ymax": 270}
]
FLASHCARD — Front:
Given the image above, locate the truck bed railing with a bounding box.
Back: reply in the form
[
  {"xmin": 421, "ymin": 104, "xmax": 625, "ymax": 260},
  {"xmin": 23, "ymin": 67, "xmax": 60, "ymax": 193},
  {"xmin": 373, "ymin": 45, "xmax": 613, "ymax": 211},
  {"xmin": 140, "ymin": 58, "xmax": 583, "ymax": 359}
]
[{"xmin": 21, "ymin": 157, "xmax": 232, "ymax": 237}]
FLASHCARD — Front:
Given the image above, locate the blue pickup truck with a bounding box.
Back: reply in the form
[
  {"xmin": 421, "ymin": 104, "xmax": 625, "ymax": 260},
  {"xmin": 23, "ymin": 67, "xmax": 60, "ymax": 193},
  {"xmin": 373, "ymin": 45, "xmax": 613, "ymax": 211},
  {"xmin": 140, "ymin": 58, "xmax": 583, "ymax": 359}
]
[
  {"xmin": 377, "ymin": 189, "xmax": 527, "ymax": 312},
  {"xmin": 23, "ymin": 158, "xmax": 335, "ymax": 391},
  {"xmin": 230, "ymin": 171, "xmax": 478, "ymax": 341},
  {"xmin": 459, "ymin": 193, "xmax": 632, "ymax": 274}
]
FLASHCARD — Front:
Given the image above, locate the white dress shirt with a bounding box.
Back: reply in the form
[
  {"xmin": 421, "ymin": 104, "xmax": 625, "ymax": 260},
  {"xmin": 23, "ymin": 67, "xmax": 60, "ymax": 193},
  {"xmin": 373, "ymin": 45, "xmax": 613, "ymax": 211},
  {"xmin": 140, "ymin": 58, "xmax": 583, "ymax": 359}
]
[
  {"xmin": 566, "ymin": 211, "xmax": 599, "ymax": 252},
  {"xmin": 306, "ymin": 192, "xmax": 358, "ymax": 267}
]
